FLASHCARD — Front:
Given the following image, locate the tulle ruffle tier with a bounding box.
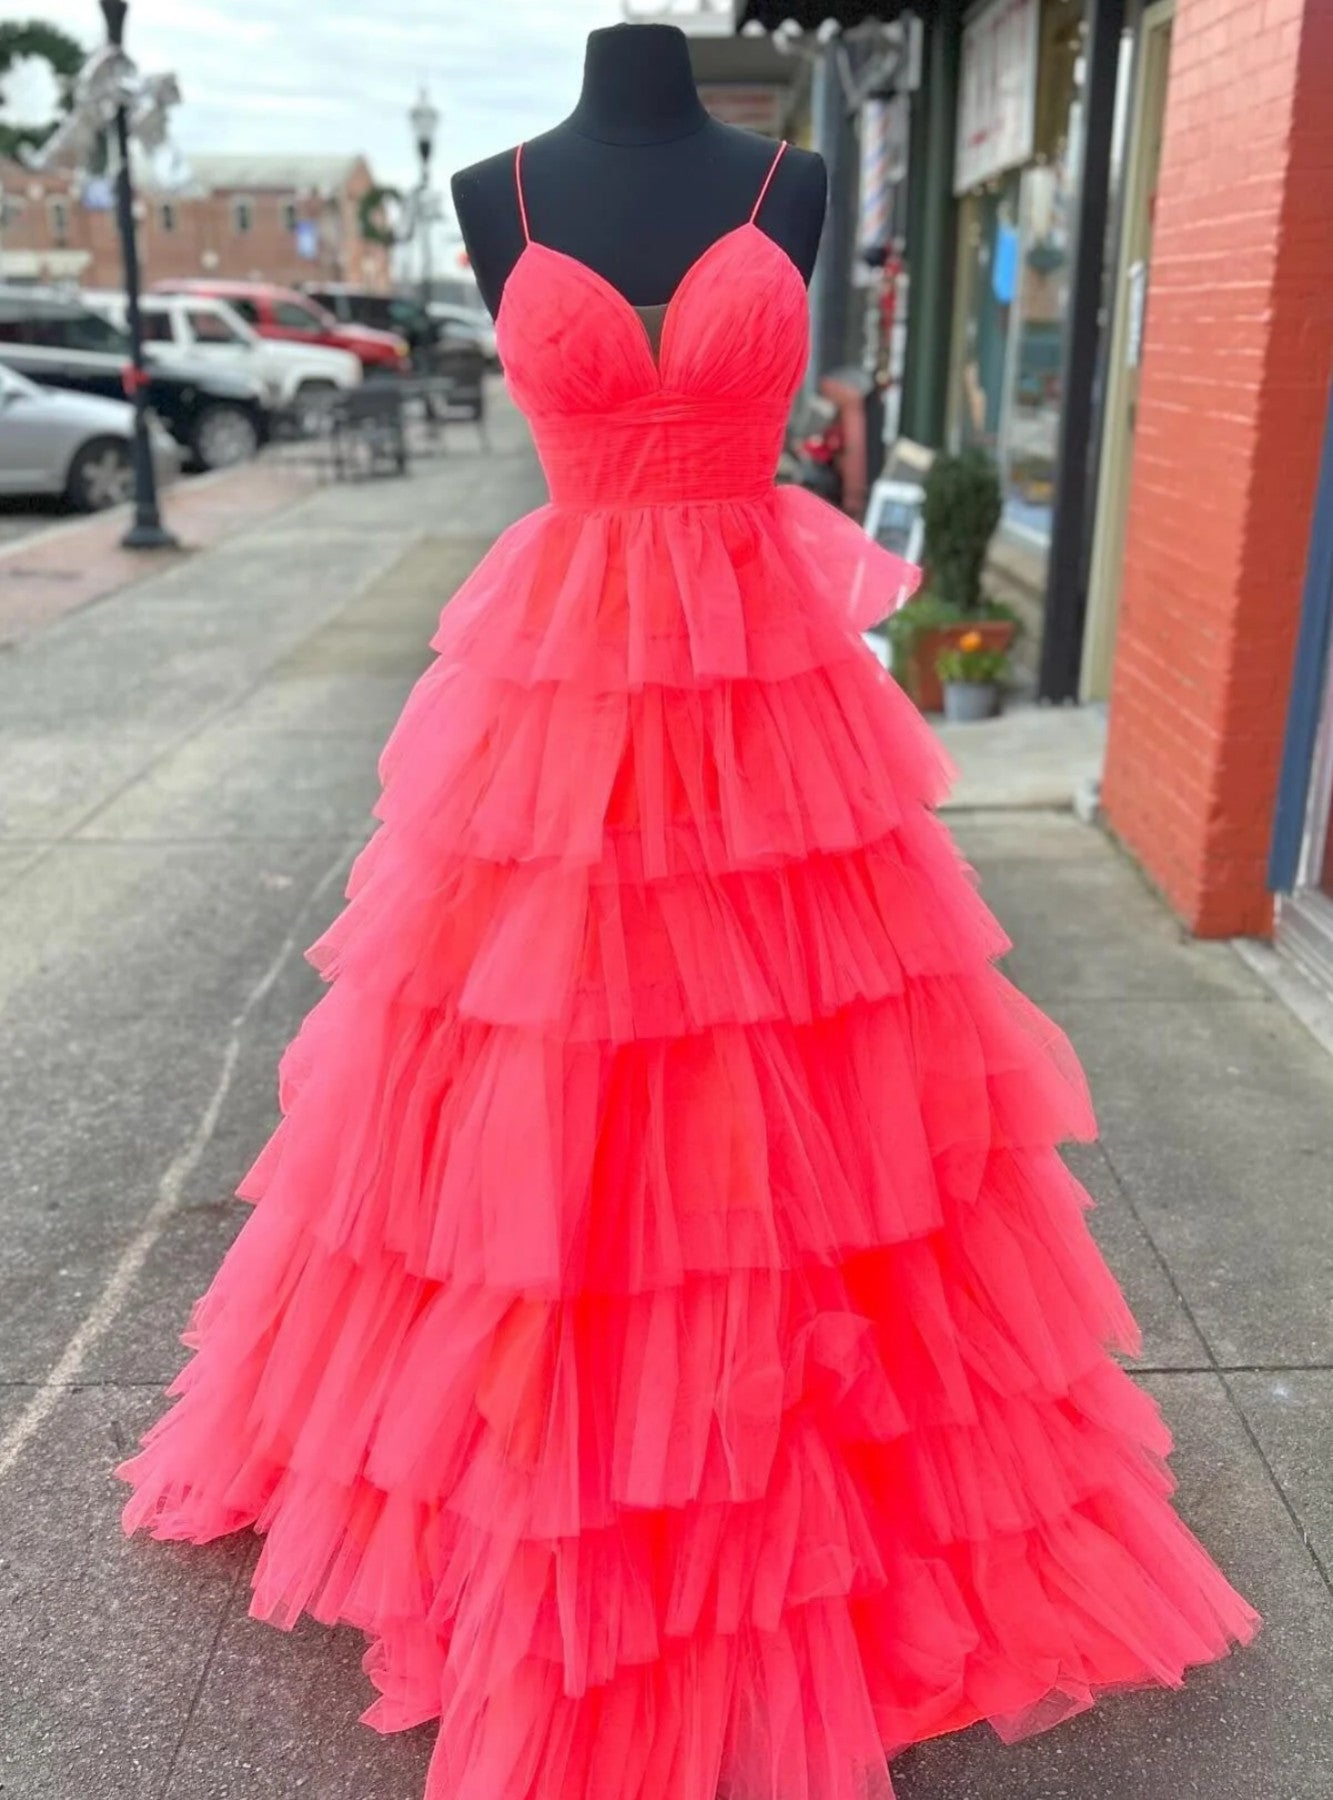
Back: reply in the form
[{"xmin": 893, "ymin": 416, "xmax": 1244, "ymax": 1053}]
[{"xmin": 118, "ymin": 483, "xmax": 1257, "ymax": 1800}]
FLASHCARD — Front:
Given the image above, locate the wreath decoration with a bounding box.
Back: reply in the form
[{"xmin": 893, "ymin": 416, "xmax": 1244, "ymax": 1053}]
[
  {"xmin": 358, "ymin": 182, "xmax": 406, "ymax": 248},
  {"xmin": 0, "ymin": 20, "xmax": 86, "ymax": 161}
]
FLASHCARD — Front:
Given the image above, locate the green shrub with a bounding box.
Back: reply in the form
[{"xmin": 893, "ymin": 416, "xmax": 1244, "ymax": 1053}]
[{"xmin": 921, "ymin": 448, "xmax": 1002, "ymax": 613}]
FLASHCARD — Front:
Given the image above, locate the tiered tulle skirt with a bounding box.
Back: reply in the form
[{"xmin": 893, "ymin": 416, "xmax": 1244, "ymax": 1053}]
[{"xmin": 117, "ymin": 486, "xmax": 1257, "ymax": 1800}]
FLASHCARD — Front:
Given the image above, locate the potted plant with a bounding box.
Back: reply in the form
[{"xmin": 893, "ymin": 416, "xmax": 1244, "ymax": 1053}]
[
  {"xmin": 884, "ymin": 448, "xmax": 1017, "ymax": 711},
  {"xmin": 936, "ymin": 629, "xmax": 1009, "ymax": 722}
]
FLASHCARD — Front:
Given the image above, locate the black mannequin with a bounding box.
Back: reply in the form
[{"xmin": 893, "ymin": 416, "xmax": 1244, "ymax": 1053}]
[{"xmin": 451, "ymin": 24, "xmax": 827, "ymax": 325}]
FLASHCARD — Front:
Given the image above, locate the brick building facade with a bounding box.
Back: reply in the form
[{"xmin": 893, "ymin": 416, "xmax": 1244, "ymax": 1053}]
[
  {"xmin": 0, "ymin": 152, "xmax": 390, "ymax": 293},
  {"xmin": 1101, "ymin": 0, "xmax": 1333, "ymax": 937}
]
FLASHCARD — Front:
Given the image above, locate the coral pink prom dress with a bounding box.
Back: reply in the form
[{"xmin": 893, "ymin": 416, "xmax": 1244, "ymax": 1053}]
[{"xmin": 118, "ymin": 142, "xmax": 1257, "ymax": 1799}]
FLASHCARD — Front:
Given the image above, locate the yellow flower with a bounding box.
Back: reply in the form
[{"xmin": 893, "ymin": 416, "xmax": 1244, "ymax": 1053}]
[{"xmin": 959, "ymin": 629, "xmax": 985, "ymax": 652}]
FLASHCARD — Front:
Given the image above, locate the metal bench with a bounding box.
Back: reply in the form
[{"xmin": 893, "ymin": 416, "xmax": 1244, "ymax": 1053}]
[{"xmin": 328, "ymin": 383, "xmax": 409, "ymax": 481}]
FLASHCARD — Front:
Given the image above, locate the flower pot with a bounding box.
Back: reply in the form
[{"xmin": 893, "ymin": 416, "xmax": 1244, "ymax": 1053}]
[
  {"xmin": 907, "ymin": 618, "xmax": 1015, "ymax": 713},
  {"xmin": 942, "ymin": 679, "xmax": 1001, "ymax": 723}
]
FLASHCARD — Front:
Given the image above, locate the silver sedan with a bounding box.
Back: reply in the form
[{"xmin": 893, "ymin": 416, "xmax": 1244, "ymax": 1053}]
[{"xmin": 0, "ymin": 364, "xmax": 181, "ymax": 510}]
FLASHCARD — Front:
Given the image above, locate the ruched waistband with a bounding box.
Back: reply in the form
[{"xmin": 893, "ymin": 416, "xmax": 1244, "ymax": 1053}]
[{"xmin": 529, "ymin": 396, "xmax": 789, "ymax": 509}]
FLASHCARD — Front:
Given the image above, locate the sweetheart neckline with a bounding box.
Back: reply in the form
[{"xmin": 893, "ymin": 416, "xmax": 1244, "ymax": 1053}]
[{"xmin": 497, "ymin": 221, "xmax": 806, "ymax": 384}]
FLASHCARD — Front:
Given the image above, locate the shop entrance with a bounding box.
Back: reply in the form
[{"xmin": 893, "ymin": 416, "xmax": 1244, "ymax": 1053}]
[{"xmin": 1081, "ymin": 0, "xmax": 1174, "ymax": 700}]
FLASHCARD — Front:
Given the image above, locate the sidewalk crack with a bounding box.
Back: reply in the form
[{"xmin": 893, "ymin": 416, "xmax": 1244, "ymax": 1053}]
[
  {"xmin": 1097, "ymin": 1141, "xmax": 1333, "ymax": 1598},
  {"xmin": 155, "ymin": 1546, "xmax": 253, "ymax": 1800}
]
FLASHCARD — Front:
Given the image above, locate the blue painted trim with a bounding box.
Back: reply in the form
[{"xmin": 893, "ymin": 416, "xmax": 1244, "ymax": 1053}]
[{"xmin": 1270, "ymin": 375, "xmax": 1333, "ymax": 894}]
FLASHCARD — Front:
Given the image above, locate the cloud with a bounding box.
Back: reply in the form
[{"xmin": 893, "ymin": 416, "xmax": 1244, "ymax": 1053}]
[{"xmin": 9, "ymin": 0, "xmax": 623, "ymax": 189}]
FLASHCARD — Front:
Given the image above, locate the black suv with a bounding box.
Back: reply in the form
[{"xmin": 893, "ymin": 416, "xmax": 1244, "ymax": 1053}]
[
  {"xmin": 304, "ymin": 285, "xmax": 484, "ymax": 418},
  {"xmin": 0, "ymin": 286, "xmax": 271, "ymax": 470}
]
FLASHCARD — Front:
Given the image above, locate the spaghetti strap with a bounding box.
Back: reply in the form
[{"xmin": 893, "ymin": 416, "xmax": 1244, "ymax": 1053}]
[
  {"xmin": 749, "ymin": 140, "xmax": 788, "ymax": 225},
  {"xmin": 514, "ymin": 141, "xmax": 531, "ymax": 244}
]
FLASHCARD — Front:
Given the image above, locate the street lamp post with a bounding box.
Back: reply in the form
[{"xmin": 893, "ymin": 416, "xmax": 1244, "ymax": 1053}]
[
  {"xmin": 100, "ymin": 0, "xmax": 176, "ymax": 549},
  {"xmin": 409, "ymin": 87, "xmax": 439, "ymax": 307}
]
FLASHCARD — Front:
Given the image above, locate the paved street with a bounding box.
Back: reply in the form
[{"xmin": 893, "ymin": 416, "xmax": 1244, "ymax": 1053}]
[
  {"xmin": 0, "ymin": 395, "xmax": 1330, "ymax": 1800},
  {"xmin": 0, "ymin": 499, "xmax": 66, "ymax": 549}
]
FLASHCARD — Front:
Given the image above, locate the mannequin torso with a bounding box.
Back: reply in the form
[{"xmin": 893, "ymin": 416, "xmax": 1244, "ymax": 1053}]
[{"xmin": 451, "ymin": 23, "xmax": 827, "ymax": 324}]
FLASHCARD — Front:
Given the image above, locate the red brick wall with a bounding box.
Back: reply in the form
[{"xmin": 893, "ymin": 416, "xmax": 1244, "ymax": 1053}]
[
  {"xmin": 1101, "ymin": 0, "xmax": 1333, "ymax": 937},
  {"xmin": 0, "ymin": 159, "xmax": 390, "ymax": 294}
]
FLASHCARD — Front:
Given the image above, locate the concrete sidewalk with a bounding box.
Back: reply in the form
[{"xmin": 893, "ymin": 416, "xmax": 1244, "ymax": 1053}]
[
  {"xmin": 1, "ymin": 400, "xmax": 1330, "ymax": 1799},
  {"xmin": 0, "ymin": 456, "xmax": 316, "ymax": 649}
]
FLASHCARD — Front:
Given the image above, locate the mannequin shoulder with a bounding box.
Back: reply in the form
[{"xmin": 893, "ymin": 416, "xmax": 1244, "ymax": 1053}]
[
  {"xmin": 776, "ymin": 142, "xmax": 828, "ymax": 207},
  {"xmin": 450, "ymin": 144, "xmax": 523, "ymax": 225},
  {"xmin": 755, "ymin": 139, "xmax": 827, "ymax": 282},
  {"xmin": 450, "ymin": 145, "xmax": 526, "ymax": 320}
]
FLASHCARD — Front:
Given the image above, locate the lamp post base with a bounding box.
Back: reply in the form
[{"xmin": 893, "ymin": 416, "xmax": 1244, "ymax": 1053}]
[{"xmin": 122, "ymin": 517, "xmax": 181, "ymax": 551}]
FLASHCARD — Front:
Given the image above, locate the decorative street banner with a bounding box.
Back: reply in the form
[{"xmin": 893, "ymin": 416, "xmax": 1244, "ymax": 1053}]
[{"xmin": 954, "ymin": 0, "xmax": 1040, "ymax": 196}]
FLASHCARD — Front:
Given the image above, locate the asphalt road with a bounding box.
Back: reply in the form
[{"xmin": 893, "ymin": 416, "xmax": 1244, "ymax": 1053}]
[
  {"xmin": 1, "ymin": 394, "xmax": 1331, "ymax": 1799},
  {"xmin": 0, "ymin": 495, "xmax": 68, "ymax": 547}
]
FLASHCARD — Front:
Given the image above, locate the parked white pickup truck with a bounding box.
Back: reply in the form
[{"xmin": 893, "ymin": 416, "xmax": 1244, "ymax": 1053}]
[{"xmin": 86, "ymin": 291, "xmax": 362, "ymax": 431}]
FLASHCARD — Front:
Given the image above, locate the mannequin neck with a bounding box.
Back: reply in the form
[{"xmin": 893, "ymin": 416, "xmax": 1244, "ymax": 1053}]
[{"xmin": 567, "ymin": 24, "xmax": 710, "ymax": 145}]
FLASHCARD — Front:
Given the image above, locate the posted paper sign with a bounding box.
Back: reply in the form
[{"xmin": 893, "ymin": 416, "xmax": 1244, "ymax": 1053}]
[{"xmin": 955, "ymin": 0, "xmax": 1040, "ymax": 196}]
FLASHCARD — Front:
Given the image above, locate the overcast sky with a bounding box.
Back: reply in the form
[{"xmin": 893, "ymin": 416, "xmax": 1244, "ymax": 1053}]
[{"xmin": 1, "ymin": 1, "xmax": 623, "ymax": 197}]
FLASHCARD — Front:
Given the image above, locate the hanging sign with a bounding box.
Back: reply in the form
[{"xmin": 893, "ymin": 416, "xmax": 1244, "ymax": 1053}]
[{"xmin": 954, "ymin": 0, "xmax": 1040, "ymax": 196}]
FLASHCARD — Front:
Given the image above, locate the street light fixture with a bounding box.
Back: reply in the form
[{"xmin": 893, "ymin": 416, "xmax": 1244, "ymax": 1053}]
[
  {"xmin": 409, "ymin": 87, "xmax": 439, "ymax": 170},
  {"xmin": 408, "ymin": 86, "xmax": 439, "ymax": 306},
  {"xmin": 35, "ymin": 1, "xmax": 179, "ymax": 548}
]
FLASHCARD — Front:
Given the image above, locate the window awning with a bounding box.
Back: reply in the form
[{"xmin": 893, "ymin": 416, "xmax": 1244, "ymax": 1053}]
[{"xmin": 739, "ymin": 0, "xmax": 942, "ymax": 26}]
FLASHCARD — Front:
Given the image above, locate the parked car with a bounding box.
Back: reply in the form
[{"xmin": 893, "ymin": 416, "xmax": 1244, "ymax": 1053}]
[
  {"xmin": 304, "ymin": 284, "xmax": 487, "ymax": 417},
  {"xmin": 87, "ymin": 290, "xmax": 361, "ymax": 431},
  {"xmin": 428, "ymin": 302, "xmax": 499, "ymax": 370},
  {"xmin": 426, "ymin": 274, "xmax": 486, "ymax": 314},
  {"xmin": 0, "ymin": 361, "xmax": 181, "ymax": 510},
  {"xmin": 303, "ymin": 283, "xmax": 430, "ymax": 346},
  {"xmin": 151, "ymin": 279, "xmax": 409, "ymax": 378},
  {"xmin": 0, "ymin": 285, "xmax": 270, "ymax": 470}
]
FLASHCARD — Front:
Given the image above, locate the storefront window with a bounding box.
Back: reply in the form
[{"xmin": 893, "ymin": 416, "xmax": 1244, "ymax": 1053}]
[
  {"xmin": 1001, "ymin": 152, "xmax": 1078, "ymax": 539},
  {"xmin": 950, "ymin": 172, "xmax": 1024, "ymax": 469},
  {"xmin": 948, "ymin": 0, "xmax": 1087, "ymax": 559}
]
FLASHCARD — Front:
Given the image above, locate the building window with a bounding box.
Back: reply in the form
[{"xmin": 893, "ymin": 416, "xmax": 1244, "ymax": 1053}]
[
  {"xmin": 232, "ymin": 197, "xmax": 254, "ymax": 235},
  {"xmin": 281, "ymin": 199, "xmax": 298, "ymax": 232},
  {"xmin": 159, "ymin": 201, "xmax": 177, "ymax": 233},
  {"xmin": 49, "ymin": 197, "xmax": 70, "ymax": 248},
  {"xmin": 946, "ymin": 0, "xmax": 1086, "ymax": 559}
]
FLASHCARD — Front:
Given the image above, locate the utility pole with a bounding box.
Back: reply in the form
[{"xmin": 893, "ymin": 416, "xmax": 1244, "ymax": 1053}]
[{"xmin": 101, "ymin": 0, "xmax": 176, "ymax": 548}]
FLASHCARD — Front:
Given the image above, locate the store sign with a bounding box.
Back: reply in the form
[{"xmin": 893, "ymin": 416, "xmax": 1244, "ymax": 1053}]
[{"xmin": 954, "ymin": 0, "xmax": 1040, "ymax": 196}]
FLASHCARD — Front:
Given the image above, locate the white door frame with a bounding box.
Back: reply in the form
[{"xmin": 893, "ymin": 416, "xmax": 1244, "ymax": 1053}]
[{"xmin": 1080, "ymin": 0, "xmax": 1175, "ymax": 700}]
